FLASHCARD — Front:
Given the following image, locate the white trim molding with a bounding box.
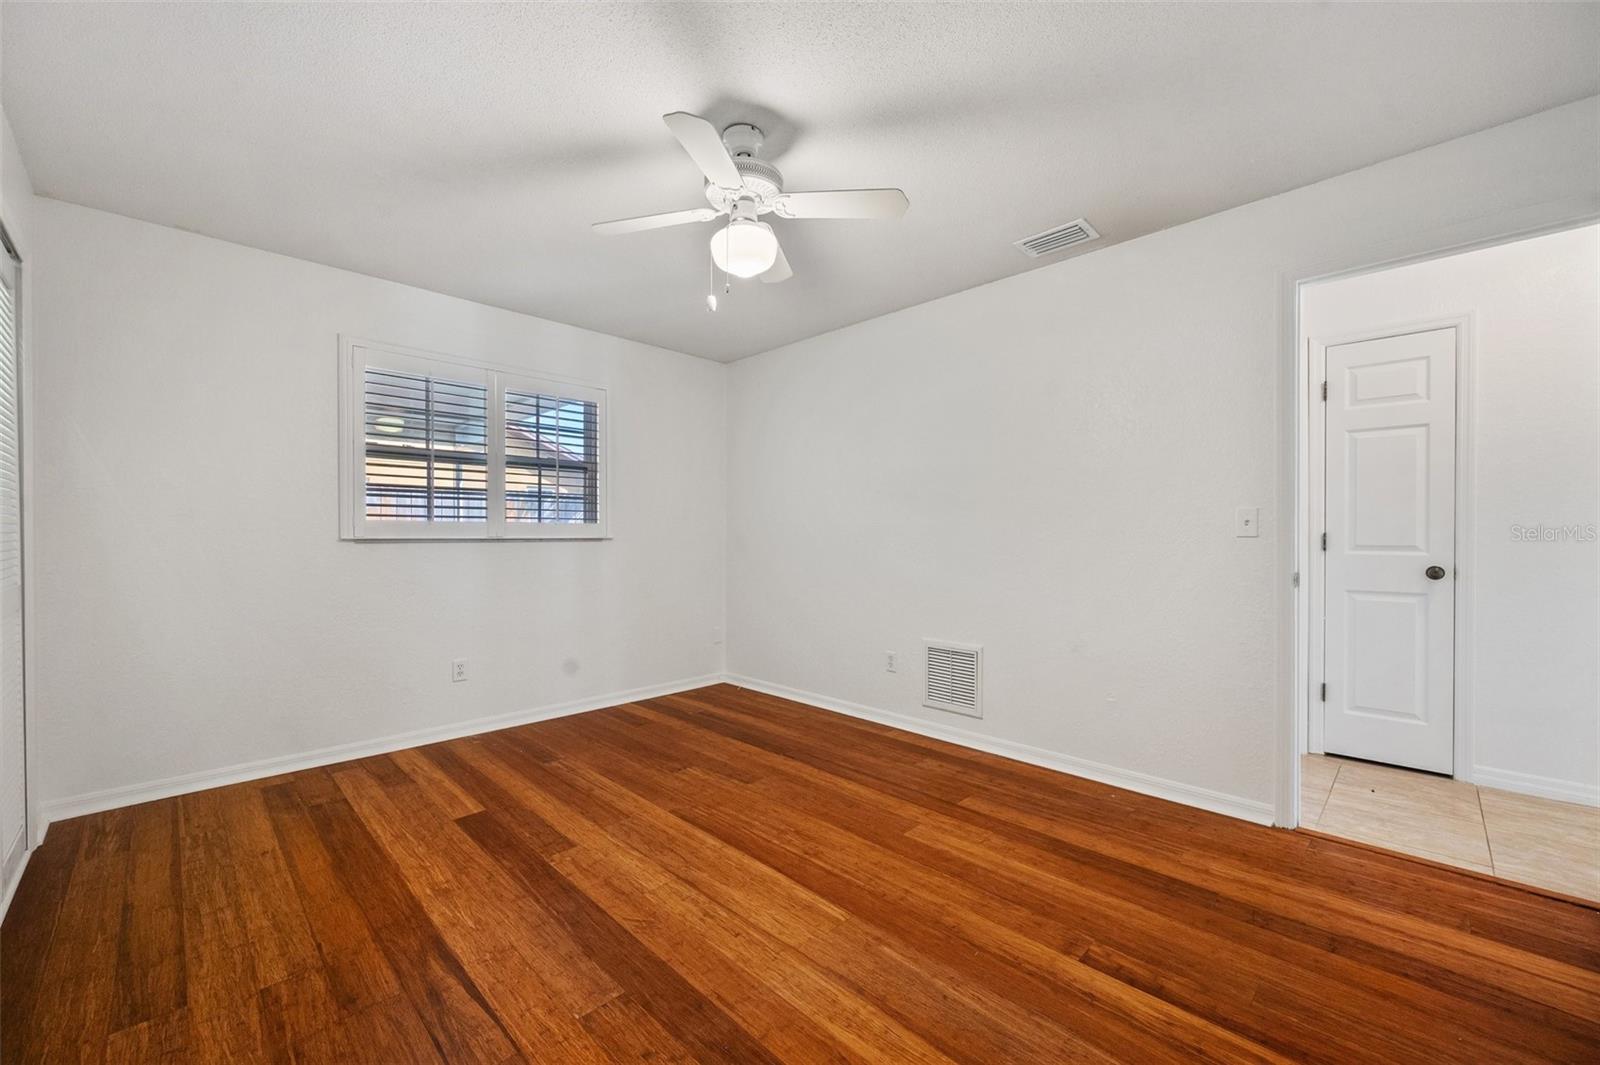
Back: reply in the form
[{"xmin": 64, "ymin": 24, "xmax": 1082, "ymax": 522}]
[
  {"xmin": 36, "ymin": 674, "xmax": 723, "ymax": 831},
  {"xmin": 1472, "ymin": 765, "xmax": 1599, "ymax": 808},
  {"xmin": 724, "ymin": 674, "xmax": 1276, "ymax": 827},
  {"xmin": 1, "ymin": 822, "xmax": 28, "ymax": 921}
]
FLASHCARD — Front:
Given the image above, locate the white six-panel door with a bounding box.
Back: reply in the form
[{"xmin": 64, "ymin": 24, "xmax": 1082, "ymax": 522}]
[{"xmin": 1323, "ymin": 327, "xmax": 1456, "ymax": 773}]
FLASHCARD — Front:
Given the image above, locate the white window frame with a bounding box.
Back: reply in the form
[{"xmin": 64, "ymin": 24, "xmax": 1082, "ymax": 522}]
[{"xmin": 338, "ymin": 336, "xmax": 610, "ymax": 541}]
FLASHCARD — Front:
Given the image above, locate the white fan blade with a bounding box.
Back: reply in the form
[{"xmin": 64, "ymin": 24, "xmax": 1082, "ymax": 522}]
[
  {"xmin": 762, "ymin": 241, "xmax": 792, "ymax": 283},
  {"xmin": 592, "ymin": 206, "xmax": 720, "ymax": 235},
  {"xmin": 662, "ymin": 112, "xmax": 743, "ymax": 191},
  {"xmin": 774, "ymin": 189, "xmax": 908, "ymax": 219}
]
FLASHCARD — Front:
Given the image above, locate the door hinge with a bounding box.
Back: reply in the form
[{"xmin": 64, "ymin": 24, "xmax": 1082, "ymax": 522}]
[
  {"xmin": 1321, "ymin": 380, "xmax": 1328, "ymax": 401},
  {"xmin": 1320, "ymin": 682, "xmax": 1326, "ymax": 702},
  {"xmin": 1292, "ymin": 571, "xmax": 1300, "ymax": 588},
  {"xmin": 1321, "ymin": 532, "xmax": 1327, "ymax": 551}
]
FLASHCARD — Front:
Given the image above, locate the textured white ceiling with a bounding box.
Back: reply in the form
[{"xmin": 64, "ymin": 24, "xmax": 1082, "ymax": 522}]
[{"xmin": 4, "ymin": 2, "xmax": 1597, "ymax": 361}]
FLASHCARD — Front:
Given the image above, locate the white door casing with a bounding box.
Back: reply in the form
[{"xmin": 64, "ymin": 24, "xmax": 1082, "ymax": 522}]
[{"xmin": 1323, "ymin": 327, "xmax": 1457, "ymax": 773}]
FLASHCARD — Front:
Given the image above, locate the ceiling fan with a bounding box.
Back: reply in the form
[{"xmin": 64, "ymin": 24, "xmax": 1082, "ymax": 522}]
[{"xmin": 592, "ymin": 112, "xmax": 909, "ymax": 284}]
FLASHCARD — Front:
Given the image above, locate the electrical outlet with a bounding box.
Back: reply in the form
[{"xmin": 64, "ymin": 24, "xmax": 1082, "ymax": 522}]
[
  {"xmin": 885, "ymin": 651, "xmax": 898, "ymax": 673},
  {"xmin": 451, "ymin": 659, "xmax": 468, "ymax": 683}
]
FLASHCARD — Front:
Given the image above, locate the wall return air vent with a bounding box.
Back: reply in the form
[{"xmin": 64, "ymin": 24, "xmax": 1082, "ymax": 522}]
[
  {"xmin": 1014, "ymin": 218, "xmax": 1100, "ymax": 257},
  {"xmin": 924, "ymin": 641, "xmax": 982, "ymax": 718}
]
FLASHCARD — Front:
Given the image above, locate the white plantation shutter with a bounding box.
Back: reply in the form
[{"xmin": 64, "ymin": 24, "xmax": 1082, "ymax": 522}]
[
  {"xmin": 0, "ymin": 247, "xmax": 24, "ymax": 868},
  {"xmin": 341, "ymin": 339, "xmax": 607, "ymax": 540},
  {"xmin": 504, "ymin": 389, "xmax": 600, "ymax": 526},
  {"xmin": 363, "ymin": 367, "xmax": 489, "ymax": 524}
]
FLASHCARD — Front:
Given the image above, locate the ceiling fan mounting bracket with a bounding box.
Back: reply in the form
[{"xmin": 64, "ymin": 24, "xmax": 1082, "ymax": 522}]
[{"xmin": 720, "ymin": 122, "xmax": 765, "ymax": 159}]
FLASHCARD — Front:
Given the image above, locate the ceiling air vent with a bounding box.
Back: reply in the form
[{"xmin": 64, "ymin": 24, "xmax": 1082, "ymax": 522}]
[
  {"xmin": 924, "ymin": 641, "xmax": 982, "ymax": 718},
  {"xmin": 1014, "ymin": 218, "xmax": 1100, "ymax": 258}
]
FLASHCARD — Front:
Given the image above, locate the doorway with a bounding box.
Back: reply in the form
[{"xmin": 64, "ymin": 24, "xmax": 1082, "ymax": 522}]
[{"xmin": 1296, "ymin": 223, "xmax": 1599, "ymax": 902}]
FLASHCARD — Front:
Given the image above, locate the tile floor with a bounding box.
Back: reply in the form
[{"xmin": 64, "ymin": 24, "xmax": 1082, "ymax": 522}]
[{"xmin": 1300, "ymin": 753, "xmax": 1600, "ymax": 903}]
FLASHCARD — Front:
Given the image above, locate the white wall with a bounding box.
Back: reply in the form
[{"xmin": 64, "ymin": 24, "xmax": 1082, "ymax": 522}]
[
  {"xmin": 726, "ymin": 98, "xmax": 1600, "ymax": 820},
  {"xmin": 1303, "ymin": 226, "xmax": 1599, "ymax": 803},
  {"xmin": 30, "ymin": 199, "xmax": 727, "ymax": 813},
  {"xmin": 1, "ymin": 120, "xmax": 29, "ymax": 253}
]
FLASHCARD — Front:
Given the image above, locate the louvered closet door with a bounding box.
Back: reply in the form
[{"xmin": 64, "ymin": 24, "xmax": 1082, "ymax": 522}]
[{"xmin": 0, "ymin": 252, "xmax": 23, "ymax": 869}]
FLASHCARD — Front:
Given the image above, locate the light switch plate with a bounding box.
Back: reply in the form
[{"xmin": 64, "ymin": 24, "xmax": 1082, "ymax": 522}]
[{"xmin": 1235, "ymin": 507, "xmax": 1260, "ymax": 537}]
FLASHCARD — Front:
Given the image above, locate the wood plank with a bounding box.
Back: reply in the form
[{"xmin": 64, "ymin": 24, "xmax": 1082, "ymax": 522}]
[
  {"xmin": 575, "ymin": 994, "xmax": 699, "ymax": 1065},
  {"xmin": 110, "ymin": 801, "xmax": 186, "ymax": 1035},
  {"xmin": 547, "ymin": 821, "xmax": 948, "ymax": 1064},
  {"xmin": 302, "ymin": 788, "xmax": 520, "ymax": 1065},
  {"xmin": 326, "ymin": 761, "xmax": 616, "ymax": 1063},
  {"xmin": 458, "ymin": 808, "xmax": 786, "ymax": 1065},
  {"xmin": 796, "ymin": 917, "xmax": 1124, "ymax": 1065},
  {"xmin": 19, "ymin": 809, "xmax": 133, "ymax": 1064},
  {"xmin": 255, "ymin": 965, "xmax": 342, "ymax": 1064},
  {"xmin": 103, "ymin": 1007, "xmax": 189, "ymax": 1065},
  {"xmin": 389, "ymin": 746, "xmax": 486, "ymax": 820},
  {"xmin": 178, "ymin": 791, "xmax": 269, "ymax": 1063},
  {"xmin": 446, "ymin": 744, "xmax": 927, "ymax": 1062},
  {"xmin": 214, "ymin": 786, "xmax": 321, "ymax": 990},
  {"xmin": 259, "ymin": 776, "xmax": 404, "ymax": 1017},
  {"xmin": 286, "ymin": 997, "xmax": 451, "ymax": 1065},
  {"xmin": 1, "ymin": 818, "xmax": 84, "ymax": 1057}
]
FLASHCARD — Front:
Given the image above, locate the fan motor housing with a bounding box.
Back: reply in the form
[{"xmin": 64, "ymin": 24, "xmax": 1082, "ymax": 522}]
[
  {"xmin": 704, "ymin": 123, "xmax": 784, "ymax": 212},
  {"xmin": 705, "ymin": 157, "xmax": 784, "ymax": 211},
  {"xmin": 736, "ymin": 158, "xmax": 783, "ymax": 198}
]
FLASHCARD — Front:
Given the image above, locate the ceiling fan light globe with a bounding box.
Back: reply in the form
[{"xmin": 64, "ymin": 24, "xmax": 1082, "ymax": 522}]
[{"xmin": 710, "ymin": 219, "xmax": 778, "ymax": 279}]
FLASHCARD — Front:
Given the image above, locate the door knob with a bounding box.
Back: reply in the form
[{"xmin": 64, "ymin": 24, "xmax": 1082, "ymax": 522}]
[{"xmin": 1425, "ymin": 565, "xmax": 1447, "ymax": 581}]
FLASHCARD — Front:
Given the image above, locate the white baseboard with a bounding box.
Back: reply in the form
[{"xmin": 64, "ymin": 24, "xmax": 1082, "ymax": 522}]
[
  {"xmin": 37, "ymin": 674, "xmax": 725, "ymax": 831},
  {"xmin": 723, "ymin": 674, "xmax": 1276, "ymax": 827},
  {"xmin": 2, "ymin": 823, "xmax": 29, "ymax": 922},
  {"xmin": 1472, "ymin": 764, "xmax": 1599, "ymax": 807}
]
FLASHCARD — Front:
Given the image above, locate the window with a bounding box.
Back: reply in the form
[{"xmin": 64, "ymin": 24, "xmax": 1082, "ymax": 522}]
[{"xmin": 339, "ymin": 338, "xmax": 607, "ymax": 540}]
